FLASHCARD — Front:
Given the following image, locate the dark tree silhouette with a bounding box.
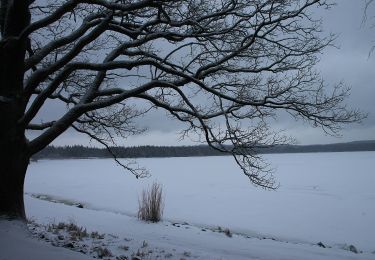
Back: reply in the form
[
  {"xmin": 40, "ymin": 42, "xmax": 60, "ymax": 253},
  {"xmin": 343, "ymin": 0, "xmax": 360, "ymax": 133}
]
[{"xmin": 0, "ymin": 0, "xmax": 361, "ymax": 219}]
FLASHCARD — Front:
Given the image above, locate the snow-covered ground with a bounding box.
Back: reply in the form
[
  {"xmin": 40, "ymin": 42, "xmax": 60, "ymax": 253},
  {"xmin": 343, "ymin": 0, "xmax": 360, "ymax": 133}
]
[
  {"xmin": 0, "ymin": 218, "xmax": 93, "ymax": 260},
  {"xmin": 2, "ymin": 152, "xmax": 374, "ymax": 259}
]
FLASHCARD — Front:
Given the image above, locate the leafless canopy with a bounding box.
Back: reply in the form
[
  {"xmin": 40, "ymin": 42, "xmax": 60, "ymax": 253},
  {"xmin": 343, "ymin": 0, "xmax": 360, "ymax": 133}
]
[{"xmin": 3, "ymin": 0, "xmax": 361, "ymax": 189}]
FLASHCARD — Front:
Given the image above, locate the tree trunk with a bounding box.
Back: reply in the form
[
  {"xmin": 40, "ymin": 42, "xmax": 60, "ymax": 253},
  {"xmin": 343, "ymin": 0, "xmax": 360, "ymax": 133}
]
[
  {"xmin": 0, "ymin": 133, "xmax": 29, "ymax": 219},
  {"xmin": 0, "ymin": 1, "xmax": 31, "ymax": 220}
]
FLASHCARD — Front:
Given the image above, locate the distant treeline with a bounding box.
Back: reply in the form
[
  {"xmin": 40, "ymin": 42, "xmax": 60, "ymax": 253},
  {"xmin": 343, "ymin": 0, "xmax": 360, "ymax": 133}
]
[
  {"xmin": 34, "ymin": 145, "xmax": 223, "ymax": 159},
  {"xmin": 33, "ymin": 140, "xmax": 375, "ymax": 159}
]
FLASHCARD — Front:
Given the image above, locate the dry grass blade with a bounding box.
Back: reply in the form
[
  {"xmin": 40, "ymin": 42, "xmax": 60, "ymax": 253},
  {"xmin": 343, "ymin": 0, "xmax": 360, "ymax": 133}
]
[{"xmin": 138, "ymin": 182, "xmax": 164, "ymax": 222}]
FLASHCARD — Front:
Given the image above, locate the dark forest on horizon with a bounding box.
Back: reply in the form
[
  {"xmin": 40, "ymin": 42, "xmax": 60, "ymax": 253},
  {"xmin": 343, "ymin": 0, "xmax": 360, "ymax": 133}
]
[{"xmin": 33, "ymin": 140, "xmax": 375, "ymax": 160}]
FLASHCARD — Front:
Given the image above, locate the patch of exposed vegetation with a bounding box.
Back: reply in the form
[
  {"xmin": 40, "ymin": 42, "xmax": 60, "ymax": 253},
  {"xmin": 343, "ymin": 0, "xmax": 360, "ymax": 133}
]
[{"xmin": 138, "ymin": 182, "xmax": 164, "ymax": 223}]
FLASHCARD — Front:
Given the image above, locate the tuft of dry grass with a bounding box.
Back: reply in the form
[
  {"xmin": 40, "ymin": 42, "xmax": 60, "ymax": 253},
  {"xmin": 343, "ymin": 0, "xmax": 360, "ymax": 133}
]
[
  {"xmin": 92, "ymin": 246, "xmax": 113, "ymax": 258},
  {"xmin": 137, "ymin": 182, "xmax": 164, "ymax": 222},
  {"xmin": 47, "ymin": 221, "xmax": 88, "ymax": 241}
]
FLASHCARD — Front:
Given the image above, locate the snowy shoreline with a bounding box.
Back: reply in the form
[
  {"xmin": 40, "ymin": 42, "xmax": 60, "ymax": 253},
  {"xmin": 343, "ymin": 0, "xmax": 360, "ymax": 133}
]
[
  {"xmin": 2, "ymin": 152, "xmax": 374, "ymax": 259},
  {"xmin": 2, "ymin": 195, "xmax": 374, "ymax": 260}
]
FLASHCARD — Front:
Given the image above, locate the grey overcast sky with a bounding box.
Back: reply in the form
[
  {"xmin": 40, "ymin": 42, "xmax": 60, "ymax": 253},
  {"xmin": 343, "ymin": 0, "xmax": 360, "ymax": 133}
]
[{"xmin": 35, "ymin": 0, "xmax": 375, "ymax": 147}]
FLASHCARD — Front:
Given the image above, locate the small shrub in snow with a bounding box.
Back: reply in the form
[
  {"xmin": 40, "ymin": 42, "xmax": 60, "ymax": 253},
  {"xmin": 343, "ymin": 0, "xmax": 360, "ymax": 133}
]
[
  {"xmin": 90, "ymin": 231, "xmax": 105, "ymax": 239},
  {"xmin": 141, "ymin": 240, "xmax": 148, "ymax": 248},
  {"xmin": 349, "ymin": 245, "xmax": 359, "ymax": 254},
  {"xmin": 341, "ymin": 244, "xmax": 359, "ymax": 254},
  {"xmin": 92, "ymin": 246, "xmax": 113, "ymax": 258},
  {"xmin": 47, "ymin": 221, "xmax": 88, "ymax": 241},
  {"xmin": 137, "ymin": 182, "xmax": 164, "ymax": 222},
  {"xmin": 57, "ymin": 222, "xmax": 66, "ymax": 230},
  {"xmin": 223, "ymin": 228, "xmax": 232, "ymax": 238},
  {"xmin": 215, "ymin": 226, "xmax": 232, "ymax": 237},
  {"xmin": 66, "ymin": 223, "xmax": 88, "ymax": 241},
  {"xmin": 132, "ymin": 249, "xmax": 147, "ymax": 259},
  {"xmin": 116, "ymin": 256, "xmax": 128, "ymax": 260}
]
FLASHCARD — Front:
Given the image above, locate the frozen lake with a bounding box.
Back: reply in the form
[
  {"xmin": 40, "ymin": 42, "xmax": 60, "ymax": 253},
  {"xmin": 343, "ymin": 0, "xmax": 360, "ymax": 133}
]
[{"xmin": 25, "ymin": 152, "xmax": 375, "ymax": 252}]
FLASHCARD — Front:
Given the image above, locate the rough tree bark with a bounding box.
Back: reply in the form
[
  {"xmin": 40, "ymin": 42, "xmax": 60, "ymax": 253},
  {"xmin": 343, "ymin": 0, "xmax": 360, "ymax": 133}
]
[
  {"xmin": 0, "ymin": 0, "xmax": 31, "ymax": 219},
  {"xmin": 0, "ymin": 136, "xmax": 29, "ymax": 219}
]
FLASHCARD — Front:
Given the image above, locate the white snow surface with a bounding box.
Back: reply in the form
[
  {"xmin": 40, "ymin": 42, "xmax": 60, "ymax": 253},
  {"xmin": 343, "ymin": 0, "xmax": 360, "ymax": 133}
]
[
  {"xmin": 1, "ymin": 152, "xmax": 374, "ymax": 259},
  {"xmin": 0, "ymin": 218, "xmax": 93, "ymax": 260}
]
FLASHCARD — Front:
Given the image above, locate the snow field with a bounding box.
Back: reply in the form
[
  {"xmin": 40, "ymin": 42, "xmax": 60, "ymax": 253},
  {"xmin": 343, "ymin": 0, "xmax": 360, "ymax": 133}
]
[{"xmin": 23, "ymin": 152, "xmax": 375, "ymax": 258}]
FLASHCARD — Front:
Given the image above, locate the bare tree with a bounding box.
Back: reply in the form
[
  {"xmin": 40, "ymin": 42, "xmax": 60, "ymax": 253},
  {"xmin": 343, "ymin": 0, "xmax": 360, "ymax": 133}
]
[{"xmin": 0, "ymin": 0, "xmax": 361, "ymax": 219}]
